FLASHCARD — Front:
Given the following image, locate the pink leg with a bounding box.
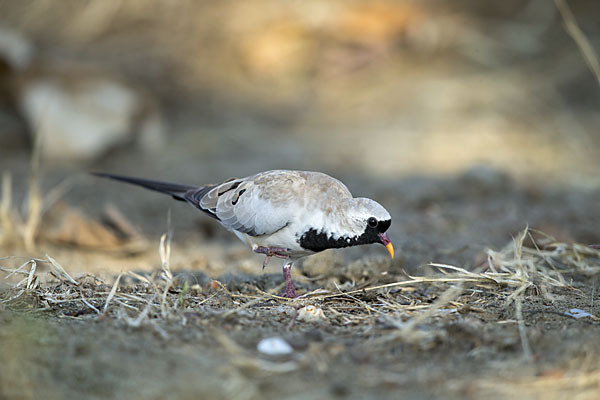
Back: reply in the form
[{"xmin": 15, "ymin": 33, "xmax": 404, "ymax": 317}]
[
  {"xmin": 282, "ymin": 261, "xmax": 297, "ymax": 298},
  {"xmin": 254, "ymin": 246, "xmax": 290, "ymax": 269}
]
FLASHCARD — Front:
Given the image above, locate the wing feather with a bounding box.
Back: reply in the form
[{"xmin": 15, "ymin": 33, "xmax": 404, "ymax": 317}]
[
  {"xmin": 186, "ymin": 172, "xmax": 299, "ymax": 236},
  {"xmin": 184, "ymin": 170, "xmax": 352, "ymax": 237}
]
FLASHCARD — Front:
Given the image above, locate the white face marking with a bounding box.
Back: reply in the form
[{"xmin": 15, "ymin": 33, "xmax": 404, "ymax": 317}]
[{"xmin": 351, "ymin": 198, "xmax": 392, "ymax": 223}]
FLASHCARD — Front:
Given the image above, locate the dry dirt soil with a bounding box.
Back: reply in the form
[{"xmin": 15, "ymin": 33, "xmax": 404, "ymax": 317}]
[{"xmin": 1, "ymin": 146, "xmax": 600, "ymax": 400}]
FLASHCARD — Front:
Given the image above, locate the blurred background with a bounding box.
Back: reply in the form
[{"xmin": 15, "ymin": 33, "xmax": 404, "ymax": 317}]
[
  {"xmin": 0, "ymin": 0, "xmax": 599, "ymax": 273},
  {"xmin": 3, "ymin": 3, "xmax": 600, "ymax": 398}
]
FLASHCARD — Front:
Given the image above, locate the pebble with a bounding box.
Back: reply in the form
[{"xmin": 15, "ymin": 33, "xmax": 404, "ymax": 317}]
[
  {"xmin": 297, "ymin": 305, "xmax": 326, "ymax": 323},
  {"xmin": 257, "ymin": 337, "xmax": 293, "ymax": 355}
]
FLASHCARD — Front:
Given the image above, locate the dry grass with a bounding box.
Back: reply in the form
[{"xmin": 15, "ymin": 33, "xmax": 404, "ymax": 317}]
[
  {"xmin": 1, "ymin": 147, "xmax": 145, "ymax": 254},
  {"xmin": 1, "ymin": 225, "xmax": 599, "ymax": 397},
  {"xmin": 0, "ymin": 172, "xmax": 16, "ymax": 244},
  {"xmin": 2, "ymin": 226, "xmax": 598, "ymax": 330},
  {"xmin": 1, "ymin": 132, "xmax": 45, "ymax": 251},
  {"xmin": 22, "ymin": 126, "xmax": 44, "ymax": 252}
]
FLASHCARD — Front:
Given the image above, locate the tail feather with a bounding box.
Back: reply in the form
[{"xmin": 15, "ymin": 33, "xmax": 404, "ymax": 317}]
[{"xmin": 92, "ymin": 172, "xmax": 197, "ymax": 201}]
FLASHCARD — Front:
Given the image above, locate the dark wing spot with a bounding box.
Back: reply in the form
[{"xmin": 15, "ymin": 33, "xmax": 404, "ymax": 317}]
[
  {"xmin": 218, "ymin": 181, "xmax": 241, "ymax": 196},
  {"xmin": 231, "ymin": 189, "xmax": 246, "ymax": 205}
]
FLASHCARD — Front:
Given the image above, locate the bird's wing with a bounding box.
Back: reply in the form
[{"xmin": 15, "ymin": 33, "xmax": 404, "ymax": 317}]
[{"xmin": 184, "ymin": 170, "xmax": 309, "ymax": 236}]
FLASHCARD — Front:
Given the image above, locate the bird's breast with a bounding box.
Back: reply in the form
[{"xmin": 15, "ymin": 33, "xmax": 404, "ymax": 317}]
[{"xmin": 298, "ymin": 228, "xmax": 355, "ymax": 252}]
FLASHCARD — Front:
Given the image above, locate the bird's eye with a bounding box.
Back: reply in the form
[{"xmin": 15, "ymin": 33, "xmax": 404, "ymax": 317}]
[{"xmin": 367, "ymin": 217, "xmax": 378, "ymax": 228}]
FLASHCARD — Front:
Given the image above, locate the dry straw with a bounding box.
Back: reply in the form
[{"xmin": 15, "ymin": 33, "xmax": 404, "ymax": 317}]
[{"xmin": 1, "ymin": 226, "xmax": 598, "ymax": 363}]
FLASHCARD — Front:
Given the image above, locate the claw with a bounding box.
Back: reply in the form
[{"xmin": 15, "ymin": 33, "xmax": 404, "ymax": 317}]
[
  {"xmin": 254, "ymin": 246, "xmax": 290, "ymax": 264},
  {"xmin": 262, "ymin": 255, "xmax": 272, "ymax": 270}
]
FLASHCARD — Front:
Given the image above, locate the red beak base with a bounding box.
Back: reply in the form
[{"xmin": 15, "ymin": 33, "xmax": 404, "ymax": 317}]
[{"xmin": 378, "ymin": 232, "xmax": 394, "ymax": 258}]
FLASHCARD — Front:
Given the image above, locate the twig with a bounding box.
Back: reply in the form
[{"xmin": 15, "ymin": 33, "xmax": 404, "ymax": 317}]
[
  {"xmin": 158, "ymin": 210, "xmax": 174, "ymax": 318},
  {"xmin": 555, "ymin": 0, "xmax": 600, "ymax": 87},
  {"xmin": 400, "ymin": 284, "xmax": 464, "ymax": 335},
  {"xmin": 121, "ymin": 302, "xmax": 152, "ymax": 328},
  {"xmin": 80, "ymin": 291, "xmax": 101, "ymax": 314},
  {"xmin": 26, "ymin": 260, "xmax": 37, "ymax": 289},
  {"xmin": 23, "ymin": 126, "xmax": 44, "ymax": 251},
  {"xmin": 1, "ymin": 171, "xmax": 14, "ymax": 241},
  {"xmin": 41, "ymin": 175, "xmax": 80, "ymax": 214},
  {"xmin": 127, "ymin": 271, "xmax": 152, "ymax": 284},
  {"xmin": 103, "ymin": 272, "xmax": 123, "ymax": 313},
  {"xmin": 46, "ymin": 254, "xmax": 79, "ymax": 285},
  {"xmin": 2, "ymin": 260, "xmax": 33, "ymax": 279},
  {"xmin": 515, "ymin": 297, "xmax": 534, "ymax": 362},
  {"xmin": 222, "ymin": 296, "xmax": 267, "ymax": 318},
  {"xmin": 319, "ymin": 278, "xmax": 471, "ymax": 300}
]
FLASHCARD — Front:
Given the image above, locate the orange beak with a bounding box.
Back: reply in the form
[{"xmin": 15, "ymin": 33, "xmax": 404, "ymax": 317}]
[
  {"xmin": 378, "ymin": 232, "xmax": 394, "ymax": 259},
  {"xmin": 385, "ymin": 242, "xmax": 395, "ymax": 258}
]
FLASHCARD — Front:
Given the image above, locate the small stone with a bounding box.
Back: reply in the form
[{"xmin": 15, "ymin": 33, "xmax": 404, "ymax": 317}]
[
  {"xmin": 257, "ymin": 337, "xmax": 294, "ymax": 356},
  {"xmin": 297, "ymin": 305, "xmax": 326, "ymax": 323}
]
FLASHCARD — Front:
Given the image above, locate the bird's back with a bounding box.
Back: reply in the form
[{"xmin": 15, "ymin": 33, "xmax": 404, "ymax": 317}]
[{"xmin": 250, "ymin": 170, "xmax": 352, "ymax": 207}]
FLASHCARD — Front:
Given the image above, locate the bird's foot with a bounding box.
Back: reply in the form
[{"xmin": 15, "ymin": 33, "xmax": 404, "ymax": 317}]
[
  {"xmin": 282, "ymin": 262, "xmax": 297, "ymax": 299},
  {"xmin": 254, "ymin": 246, "xmax": 290, "ymax": 269}
]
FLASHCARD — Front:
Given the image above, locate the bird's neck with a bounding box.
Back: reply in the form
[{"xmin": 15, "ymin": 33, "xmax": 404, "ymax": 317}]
[
  {"xmin": 298, "ymin": 228, "xmax": 364, "ymax": 252},
  {"xmin": 298, "ymin": 199, "xmax": 365, "ymax": 252}
]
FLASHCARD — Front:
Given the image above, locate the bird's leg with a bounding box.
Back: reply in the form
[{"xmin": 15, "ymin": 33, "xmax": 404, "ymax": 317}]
[
  {"xmin": 253, "ymin": 246, "xmax": 290, "ymax": 270},
  {"xmin": 282, "ymin": 261, "xmax": 297, "ymax": 299},
  {"xmin": 253, "ymin": 246, "xmax": 296, "ymax": 297}
]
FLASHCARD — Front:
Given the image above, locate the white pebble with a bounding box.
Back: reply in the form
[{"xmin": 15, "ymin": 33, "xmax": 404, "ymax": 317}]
[
  {"xmin": 257, "ymin": 337, "xmax": 293, "ymax": 355},
  {"xmin": 297, "ymin": 305, "xmax": 326, "ymax": 323}
]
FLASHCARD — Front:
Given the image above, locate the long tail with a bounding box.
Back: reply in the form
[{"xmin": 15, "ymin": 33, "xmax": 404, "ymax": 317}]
[{"xmin": 92, "ymin": 172, "xmax": 198, "ymax": 201}]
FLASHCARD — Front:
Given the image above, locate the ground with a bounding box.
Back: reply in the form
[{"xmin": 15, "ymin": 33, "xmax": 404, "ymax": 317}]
[{"xmin": 1, "ymin": 154, "xmax": 599, "ymax": 399}]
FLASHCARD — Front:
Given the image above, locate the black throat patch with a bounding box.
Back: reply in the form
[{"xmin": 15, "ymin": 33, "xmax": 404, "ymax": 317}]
[{"xmin": 299, "ymin": 227, "xmax": 382, "ymax": 253}]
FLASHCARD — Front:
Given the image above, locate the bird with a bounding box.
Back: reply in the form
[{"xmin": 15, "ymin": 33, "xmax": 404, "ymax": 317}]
[{"xmin": 93, "ymin": 170, "xmax": 394, "ymax": 298}]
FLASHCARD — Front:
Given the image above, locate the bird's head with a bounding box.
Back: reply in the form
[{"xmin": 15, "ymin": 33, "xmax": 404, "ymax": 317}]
[{"xmin": 346, "ymin": 198, "xmax": 394, "ymax": 258}]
